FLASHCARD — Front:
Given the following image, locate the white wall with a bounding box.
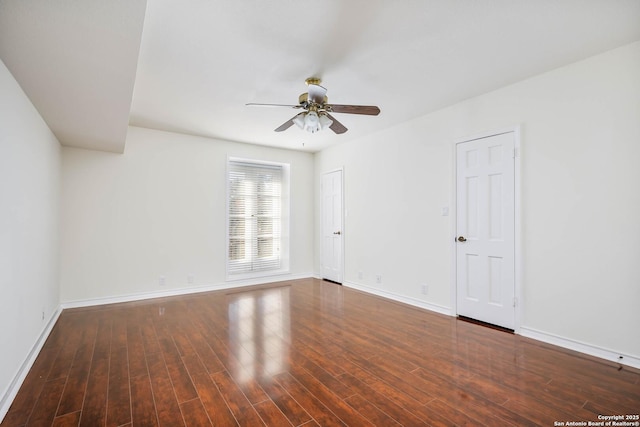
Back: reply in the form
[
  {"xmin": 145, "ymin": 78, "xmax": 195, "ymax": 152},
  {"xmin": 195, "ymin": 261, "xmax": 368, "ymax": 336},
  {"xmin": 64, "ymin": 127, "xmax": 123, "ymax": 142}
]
[
  {"xmin": 60, "ymin": 126, "xmax": 315, "ymax": 303},
  {"xmin": 0, "ymin": 60, "xmax": 61, "ymax": 410},
  {"xmin": 315, "ymin": 41, "xmax": 640, "ymax": 360}
]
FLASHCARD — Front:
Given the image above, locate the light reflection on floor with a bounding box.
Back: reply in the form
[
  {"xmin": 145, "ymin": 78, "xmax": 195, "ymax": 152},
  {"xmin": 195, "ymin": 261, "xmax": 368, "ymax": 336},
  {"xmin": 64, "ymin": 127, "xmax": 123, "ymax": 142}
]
[{"xmin": 227, "ymin": 286, "xmax": 291, "ymax": 383}]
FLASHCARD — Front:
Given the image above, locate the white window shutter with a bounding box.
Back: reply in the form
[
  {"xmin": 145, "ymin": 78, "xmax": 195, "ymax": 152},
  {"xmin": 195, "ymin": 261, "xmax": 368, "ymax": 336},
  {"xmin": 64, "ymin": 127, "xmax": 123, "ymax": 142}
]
[{"xmin": 227, "ymin": 160, "xmax": 283, "ymax": 276}]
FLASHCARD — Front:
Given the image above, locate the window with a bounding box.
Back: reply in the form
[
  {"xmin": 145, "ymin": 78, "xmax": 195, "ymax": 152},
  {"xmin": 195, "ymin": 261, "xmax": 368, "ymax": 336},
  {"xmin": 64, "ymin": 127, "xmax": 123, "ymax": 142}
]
[{"xmin": 227, "ymin": 158, "xmax": 289, "ymax": 279}]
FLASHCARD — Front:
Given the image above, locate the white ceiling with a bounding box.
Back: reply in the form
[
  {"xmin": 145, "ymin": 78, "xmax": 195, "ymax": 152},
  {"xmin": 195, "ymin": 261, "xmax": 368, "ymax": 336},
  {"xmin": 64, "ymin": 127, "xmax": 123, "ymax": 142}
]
[
  {"xmin": 2, "ymin": 0, "xmax": 640, "ymax": 153},
  {"xmin": 0, "ymin": 0, "xmax": 146, "ymax": 153}
]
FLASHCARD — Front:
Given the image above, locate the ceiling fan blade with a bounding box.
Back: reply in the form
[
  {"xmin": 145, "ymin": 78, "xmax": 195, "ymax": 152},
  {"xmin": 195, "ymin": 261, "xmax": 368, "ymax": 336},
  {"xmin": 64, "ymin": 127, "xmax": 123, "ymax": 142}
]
[
  {"xmin": 325, "ymin": 113, "xmax": 348, "ymax": 134},
  {"xmin": 274, "ymin": 113, "xmax": 303, "ymax": 132},
  {"xmin": 328, "ymin": 104, "xmax": 380, "ymax": 115},
  {"xmin": 307, "ymin": 84, "xmax": 327, "ymax": 104},
  {"xmin": 246, "ymin": 102, "xmax": 302, "ymax": 109}
]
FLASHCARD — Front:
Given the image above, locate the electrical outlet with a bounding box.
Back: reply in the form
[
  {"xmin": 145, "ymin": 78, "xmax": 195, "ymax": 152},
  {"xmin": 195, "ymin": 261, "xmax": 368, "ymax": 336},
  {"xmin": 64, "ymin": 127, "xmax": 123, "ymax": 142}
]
[
  {"xmin": 187, "ymin": 274, "xmax": 194, "ymax": 285},
  {"xmin": 159, "ymin": 275, "xmax": 166, "ymax": 287},
  {"xmin": 376, "ymin": 275, "xmax": 382, "ymax": 284},
  {"xmin": 421, "ymin": 284, "xmax": 429, "ymax": 295},
  {"xmin": 358, "ymin": 271, "xmax": 363, "ymax": 280}
]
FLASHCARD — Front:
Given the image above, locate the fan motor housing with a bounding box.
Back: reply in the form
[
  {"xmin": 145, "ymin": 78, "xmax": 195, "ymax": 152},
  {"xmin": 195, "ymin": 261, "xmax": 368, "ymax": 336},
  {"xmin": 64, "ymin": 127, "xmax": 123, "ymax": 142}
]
[{"xmin": 298, "ymin": 92, "xmax": 328, "ymax": 107}]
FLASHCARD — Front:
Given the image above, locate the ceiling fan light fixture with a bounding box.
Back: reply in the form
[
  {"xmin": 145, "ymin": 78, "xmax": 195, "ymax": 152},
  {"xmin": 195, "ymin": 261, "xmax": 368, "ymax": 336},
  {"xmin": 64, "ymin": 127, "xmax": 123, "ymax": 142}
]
[
  {"xmin": 292, "ymin": 113, "xmax": 305, "ymax": 129},
  {"xmin": 319, "ymin": 113, "xmax": 333, "ymax": 130},
  {"xmin": 303, "ymin": 111, "xmax": 320, "ymax": 133},
  {"xmin": 292, "ymin": 111, "xmax": 332, "ymax": 133},
  {"xmin": 252, "ymin": 78, "xmax": 380, "ymax": 134}
]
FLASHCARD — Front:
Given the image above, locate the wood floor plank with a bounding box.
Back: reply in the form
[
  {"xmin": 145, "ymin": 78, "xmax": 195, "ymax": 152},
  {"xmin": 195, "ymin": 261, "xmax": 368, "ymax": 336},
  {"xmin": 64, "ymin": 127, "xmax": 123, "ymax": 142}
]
[
  {"xmin": 140, "ymin": 321, "xmax": 162, "ymax": 356},
  {"xmin": 179, "ymin": 398, "xmax": 212, "ymax": 427},
  {"xmin": 130, "ymin": 374, "xmax": 159, "ymax": 427},
  {"xmin": 252, "ymin": 399, "xmax": 294, "ymax": 427},
  {"xmin": 56, "ymin": 341, "xmax": 94, "ymax": 416},
  {"xmin": 412, "ymin": 367, "xmax": 539, "ymax": 427},
  {"xmin": 288, "ymin": 365, "xmax": 375, "ymax": 427},
  {"xmin": 77, "ymin": 359, "xmax": 108, "ymax": 427},
  {"xmin": 529, "ymin": 352, "xmax": 640, "ymax": 406},
  {"xmin": 154, "ymin": 323, "xmax": 198, "ymax": 403},
  {"xmin": 344, "ymin": 353, "xmax": 434, "ymax": 405},
  {"xmin": 181, "ymin": 353, "xmax": 207, "ymax": 377},
  {"xmin": 127, "ymin": 324, "xmax": 149, "ymax": 378},
  {"xmin": 502, "ymin": 395, "xmax": 583, "ymax": 426},
  {"xmin": 111, "ymin": 311, "xmax": 128, "ymax": 349},
  {"xmin": 583, "ymin": 398, "xmax": 640, "ymax": 421},
  {"xmin": 78, "ymin": 319, "xmax": 111, "ymax": 427},
  {"xmin": 3, "ymin": 279, "xmax": 639, "ymax": 427},
  {"xmin": 168, "ymin": 322, "xmax": 196, "ymax": 358},
  {"xmin": 1, "ymin": 345, "xmax": 61, "ymax": 426},
  {"xmin": 106, "ymin": 345, "xmax": 131, "ymax": 427},
  {"xmin": 199, "ymin": 326, "xmax": 269, "ymax": 405},
  {"xmin": 46, "ymin": 321, "xmax": 83, "ymax": 382},
  {"xmin": 51, "ymin": 411, "xmax": 81, "ymax": 427},
  {"xmin": 290, "ymin": 349, "xmax": 352, "ymax": 400},
  {"xmin": 335, "ymin": 372, "xmax": 429, "ymax": 426},
  {"xmin": 518, "ymin": 341, "xmax": 640, "ymax": 390},
  {"xmin": 427, "ymin": 383, "xmax": 524, "ymax": 427},
  {"xmin": 343, "ymin": 393, "xmax": 403, "ymax": 426},
  {"xmin": 291, "ymin": 340, "xmax": 345, "ymax": 378},
  {"xmin": 146, "ymin": 351, "xmax": 185, "ymax": 427},
  {"xmin": 210, "ymin": 371, "xmax": 266, "ymax": 426},
  {"xmin": 273, "ymin": 372, "xmax": 347, "ymax": 427},
  {"xmin": 25, "ymin": 377, "xmax": 66, "ymax": 427},
  {"xmin": 185, "ymin": 329, "xmax": 225, "ymax": 375},
  {"xmin": 339, "ymin": 359, "xmax": 430, "ymax": 417},
  {"xmin": 189, "ymin": 371, "xmax": 238, "ymax": 427},
  {"xmin": 258, "ymin": 378, "xmax": 311, "ymax": 426}
]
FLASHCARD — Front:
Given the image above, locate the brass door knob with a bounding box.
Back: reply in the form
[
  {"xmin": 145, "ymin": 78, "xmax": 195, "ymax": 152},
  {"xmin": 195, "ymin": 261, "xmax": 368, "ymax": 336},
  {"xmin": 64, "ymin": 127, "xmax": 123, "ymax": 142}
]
[
  {"xmin": 333, "ymin": 231, "xmax": 341, "ymax": 235},
  {"xmin": 457, "ymin": 236, "xmax": 467, "ymax": 242}
]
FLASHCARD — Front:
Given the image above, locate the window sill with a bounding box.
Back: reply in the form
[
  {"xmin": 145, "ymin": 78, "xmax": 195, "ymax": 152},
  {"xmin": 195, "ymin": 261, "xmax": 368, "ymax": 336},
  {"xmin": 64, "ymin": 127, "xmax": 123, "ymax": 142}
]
[{"xmin": 226, "ymin": 268, "xmax": 291, "ymax": 283}]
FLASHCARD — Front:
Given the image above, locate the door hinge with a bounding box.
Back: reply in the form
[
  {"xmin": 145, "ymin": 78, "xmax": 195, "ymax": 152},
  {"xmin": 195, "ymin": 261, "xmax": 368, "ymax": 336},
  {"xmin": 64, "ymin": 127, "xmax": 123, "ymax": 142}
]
[
  {"xmin": 513, "ymin": 147, "xmax": 519, "ymax": 159},
  {"xmin": 513, "ymin": 297, "xmax": 518, "ymax": 307}
]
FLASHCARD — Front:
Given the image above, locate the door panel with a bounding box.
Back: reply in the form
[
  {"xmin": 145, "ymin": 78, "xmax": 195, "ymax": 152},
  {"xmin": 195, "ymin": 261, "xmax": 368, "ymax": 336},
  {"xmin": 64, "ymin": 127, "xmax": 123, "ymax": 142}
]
[
  {"xmin": 456, "ymin": 132, "xmax": 515, "ymax": 329},
  {"xmin": 322, "ymin": 170, "xmax": 343, "ymax": 283}
]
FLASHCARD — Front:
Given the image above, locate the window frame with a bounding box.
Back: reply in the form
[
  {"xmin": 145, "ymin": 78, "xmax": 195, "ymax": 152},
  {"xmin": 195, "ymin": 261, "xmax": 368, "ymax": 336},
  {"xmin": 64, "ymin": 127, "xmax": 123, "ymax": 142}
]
[{"xmin": 226, "ymin": 157, "xmax": 290, "ymax": 281}]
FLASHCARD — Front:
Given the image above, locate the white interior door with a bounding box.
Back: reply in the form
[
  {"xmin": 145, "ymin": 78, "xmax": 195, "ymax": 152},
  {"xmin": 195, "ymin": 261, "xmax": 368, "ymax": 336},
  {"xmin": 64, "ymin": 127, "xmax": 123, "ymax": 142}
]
[
  {"xmin": 456, "ymin": 132, "xmax": 515, "ymax": 329},
  {"xmin": 322, "ymin": 170, "xmax": 343, "ymax": 283}
]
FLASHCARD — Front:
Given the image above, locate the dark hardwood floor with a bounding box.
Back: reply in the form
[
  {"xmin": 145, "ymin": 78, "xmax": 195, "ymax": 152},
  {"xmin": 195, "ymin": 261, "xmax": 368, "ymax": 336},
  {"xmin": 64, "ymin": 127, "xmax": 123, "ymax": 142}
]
[{"xmin": 2, "ymin": 278, "xmax": 639, "ymax": 426}]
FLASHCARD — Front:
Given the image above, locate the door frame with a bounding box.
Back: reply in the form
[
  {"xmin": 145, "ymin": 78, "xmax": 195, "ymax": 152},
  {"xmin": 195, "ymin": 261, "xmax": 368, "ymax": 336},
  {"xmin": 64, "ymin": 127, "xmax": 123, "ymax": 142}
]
[
  {"xmin": 321, "ymin": 167, "xmax": 345, "ymax": 284},
  {"xmin": 450, "ymin": 126, "xmax": 523, "ymax": 332}
]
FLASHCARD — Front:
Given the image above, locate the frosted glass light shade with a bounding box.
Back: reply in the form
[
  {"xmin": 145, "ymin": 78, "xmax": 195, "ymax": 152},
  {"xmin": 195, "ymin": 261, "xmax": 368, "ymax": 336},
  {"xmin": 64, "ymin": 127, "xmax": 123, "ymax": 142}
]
[
  {"xmin": 319, "ymin": 114, "xmax": 333, "ymax": 130},
  {"xmin": 303, "ymin": 111, "xmax": 320, "ymax": 133}
]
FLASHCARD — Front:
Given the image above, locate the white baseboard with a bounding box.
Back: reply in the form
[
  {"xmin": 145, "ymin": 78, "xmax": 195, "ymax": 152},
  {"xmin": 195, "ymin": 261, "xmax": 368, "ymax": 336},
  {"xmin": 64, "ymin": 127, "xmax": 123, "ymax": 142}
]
[
  {"xmin": 342, "ymin": 280, "xmax": 453, "ymax": 316},
  {"xmin": 520, "ymin": 326, "xmax": 640, "ymax": 370},
  {"xmin": 61, "ymin": 272, "xmax": 315, "ymax": 310},
  {"xmin": 0, "ymin": 306, "xmax": 63, "ymax": 423},
  {"xmin": 342, "ymin": 281, "xmax": 640, "ymax": 371}
]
